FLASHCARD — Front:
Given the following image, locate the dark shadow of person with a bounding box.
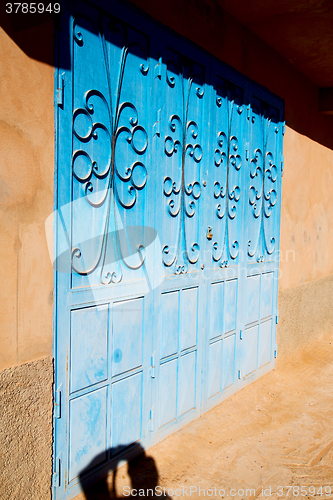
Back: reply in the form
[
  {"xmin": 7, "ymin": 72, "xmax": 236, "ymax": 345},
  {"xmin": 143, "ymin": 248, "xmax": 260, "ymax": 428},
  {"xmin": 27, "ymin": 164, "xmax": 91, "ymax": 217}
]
[{"xmin": 79, "ymin": 443, "xmax": 170, "ymax": 499}]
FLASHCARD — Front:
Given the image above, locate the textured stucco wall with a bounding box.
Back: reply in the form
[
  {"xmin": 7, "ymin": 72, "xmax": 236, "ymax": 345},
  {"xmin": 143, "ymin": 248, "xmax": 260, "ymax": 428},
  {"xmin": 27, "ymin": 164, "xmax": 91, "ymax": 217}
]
[
  {"xmin": 279, "ymin": 127, "xmax": 333, "ymax": 290},
  {"xmin": 0, "ymin": 356, "xmax": 53, "ymax": 500},
  {"xmin": 277, "ymin": 273, "xmax": 333, "ymax": 361},
  {"xmin": 0, "ymin": 22, "xmax": 54, "ymax": 372}
]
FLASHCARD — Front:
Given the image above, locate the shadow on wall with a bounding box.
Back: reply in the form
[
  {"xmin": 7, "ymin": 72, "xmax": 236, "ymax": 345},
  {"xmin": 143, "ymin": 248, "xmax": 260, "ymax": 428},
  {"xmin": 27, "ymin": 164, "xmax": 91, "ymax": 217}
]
[
  {"xmin": 79, "ymin": 444, "xmax": 171, "ymax": 499},
  {"xmin": 2, "ymin": 0, "xmax": 333, "ymax": 151}
]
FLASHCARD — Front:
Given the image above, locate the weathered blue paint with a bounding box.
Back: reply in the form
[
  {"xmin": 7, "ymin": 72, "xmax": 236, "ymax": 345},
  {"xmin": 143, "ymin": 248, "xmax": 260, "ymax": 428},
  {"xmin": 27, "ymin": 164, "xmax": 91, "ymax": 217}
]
[{"xmin": 54, "ymin": 0, "xmax": 284, "ymax": 498}]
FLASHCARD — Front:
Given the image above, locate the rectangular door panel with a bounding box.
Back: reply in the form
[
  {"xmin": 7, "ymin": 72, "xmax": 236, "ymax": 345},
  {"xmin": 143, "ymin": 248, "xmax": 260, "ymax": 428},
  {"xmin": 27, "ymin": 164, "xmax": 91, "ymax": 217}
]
[
  {"xmin": 179, "ymin": 351, "xmax": 197, "ymax": 415},
  {"xmin": 159, "ymin": 359, "xmax": 178, "ymax": 428},
  {"xmin": 210, "ymin": 281, "xmax": 224, "ymax": 341},
  {"xmin": 246, "ymin": 274, "xmax": 260, "ymax": 326},
  {"xmin": 208, "ymin": 339, "xmax": 222, "ymax": 398},
  {"xmin": 111, "ymin": 298, "xmax": 144, "ymax": 377},
  {"xmin": 224, "ymin": 279, "xmax": 238, "ymax": 334},
  {"xmin": 222, "ymin": 333, "xmax": 236, "ymax": 391},
  {"xmin": 181, "ymin": 287, "xmax": 198, "ymax": 351},
  {"xmin": 260, "ymin": 272, "xmax": 274, "ymax": 320},
  {"xmin": 69, "ymin": 388, "xmax": 108, "ymax": 482},
  {"xmin": 258, "ymin": 319, "xmax": 273, "ymax": 368},
  {"xmin": 160, "ymin": 291, "xmax": 179, "ymax": 359},
  {"xmin": 70, "ymin": 305, "xmax": 108, "ymax": 394},
  {"xmin": 111, "ymin": 373, "xmax": 143, "ymax": 448},
  {"xmin": 243, "ymin": 325, "xmax": 259, "ymax": 378}
]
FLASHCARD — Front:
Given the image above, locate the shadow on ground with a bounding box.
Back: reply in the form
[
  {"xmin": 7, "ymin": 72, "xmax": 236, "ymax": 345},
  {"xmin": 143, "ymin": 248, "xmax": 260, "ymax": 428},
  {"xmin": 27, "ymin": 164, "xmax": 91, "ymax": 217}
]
[{"xmin": 79, "ymin": 444, "xmax": 171, "ymax": 499}]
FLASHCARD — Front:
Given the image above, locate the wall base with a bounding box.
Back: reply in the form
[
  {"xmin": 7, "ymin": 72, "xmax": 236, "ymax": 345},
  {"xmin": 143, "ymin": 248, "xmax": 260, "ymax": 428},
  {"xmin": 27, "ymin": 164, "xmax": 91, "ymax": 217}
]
[{"xmin": 0, "ymin": 356, "xmax": 53, "ymax": 500}]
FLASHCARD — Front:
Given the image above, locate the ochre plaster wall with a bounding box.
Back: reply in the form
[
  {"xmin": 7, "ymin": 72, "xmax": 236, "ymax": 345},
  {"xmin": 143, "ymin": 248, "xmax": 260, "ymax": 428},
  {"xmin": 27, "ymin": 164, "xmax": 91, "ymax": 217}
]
[
  {"xmin": 277, "ymin": 274, "xmax": 333, "ymax": 362},
  {"xmin": 0, "ymin": 23, "xmax": 54, "ymax": 371},
  {"xmin": 280, "ymin": 127, "xmax": 333, "ymax": 290}
]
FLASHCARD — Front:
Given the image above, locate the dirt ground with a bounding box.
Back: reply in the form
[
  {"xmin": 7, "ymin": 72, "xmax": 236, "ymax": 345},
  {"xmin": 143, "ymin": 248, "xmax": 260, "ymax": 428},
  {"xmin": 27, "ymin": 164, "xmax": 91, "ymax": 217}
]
[{"xmin": 76, "ymin": 333, "xmax": 333, "ymax": 500}]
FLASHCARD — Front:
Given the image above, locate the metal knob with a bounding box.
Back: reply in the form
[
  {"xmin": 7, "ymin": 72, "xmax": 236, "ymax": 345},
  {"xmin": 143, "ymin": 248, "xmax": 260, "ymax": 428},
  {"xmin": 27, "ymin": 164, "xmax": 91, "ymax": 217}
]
[{"xmin": 207, "ymin": 227, "xmax": 213, "ymax": 240}]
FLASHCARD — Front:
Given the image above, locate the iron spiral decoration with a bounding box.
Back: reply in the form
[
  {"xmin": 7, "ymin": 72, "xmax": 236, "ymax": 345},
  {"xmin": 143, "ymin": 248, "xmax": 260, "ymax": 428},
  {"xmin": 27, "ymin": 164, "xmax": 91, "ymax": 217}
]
[
  {"xmin": 212, "ymin": 85, "xmax": 243, "ymax": 267},
  {"xmin": 248, "ymin": 106, "xmax": 278, "ymax": 260},
  {"xmin": 71, "ymin": 15, "xmax": 149, "ymax": 284},
  {"xmin": 162, "ymin": 56, "xmax": 204, "ymax": 275}
]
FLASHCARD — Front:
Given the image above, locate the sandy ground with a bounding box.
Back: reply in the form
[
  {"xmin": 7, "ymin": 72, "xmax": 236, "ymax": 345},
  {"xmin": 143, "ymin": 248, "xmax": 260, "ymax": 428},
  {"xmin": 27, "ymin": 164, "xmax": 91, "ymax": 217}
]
[{"xmin": 76, "ymin": 333, "xmax": 333, "ymax": 500}]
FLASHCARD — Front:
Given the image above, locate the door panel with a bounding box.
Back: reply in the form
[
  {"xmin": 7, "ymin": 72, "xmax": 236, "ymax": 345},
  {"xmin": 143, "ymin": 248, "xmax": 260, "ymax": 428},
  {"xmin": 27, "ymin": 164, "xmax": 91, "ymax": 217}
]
[
  {"xmin": 54, "ymin": 1, "xmax": 284, "ymax": 497},
  {"xmin": 69, "ymin": 388, "xmax": 108, "ymax": 482},
  {"xmin": 160, "ymin": 291, "xmax": 179, "ymax": 358},
  {"xmin": 259, "ymin": 319, "xmax": 273, "ymax": 368},
  {"xmin": 70, "ymin": 305, "xmax": 108, "ymax": 394},
  {"xmin": 159, "ymin": 359, "xmax": 178, "ymax": 427},
  {"xmin": 179, "ymin": 351, "xmax": 197, "ymax": 415},
  {"xmin": 222, "ymin": 333, "xmax": 236, "ymax": 390},
  {"xmin": 112, "ymin": 298, "xmax": 144, "ymax": 376},
  {"xmin": 208, "ymin": 339, "xmax": 222, "ymax": 398},
  {"xmin": 243, "ymin": 324, "xmax": 259, "ymax": 377},
  {"xmin": 111, "ymin": 372, "xmax": 143, "ymax": 447},
  {"xmin": 224, "ymin": 279, "xmax": 238, "ymax": 333},
  {"xmin": 261, "ymin": 272, "xmax": 274, "ymax": 319},
  {"xmin": 246, "ymin": 274, "xmax": 260, "ymax": 325}
]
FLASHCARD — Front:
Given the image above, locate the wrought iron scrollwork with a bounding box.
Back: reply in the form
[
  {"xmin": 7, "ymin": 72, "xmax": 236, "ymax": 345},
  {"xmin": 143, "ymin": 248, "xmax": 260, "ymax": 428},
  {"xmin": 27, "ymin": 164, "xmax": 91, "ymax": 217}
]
[
  {"xmin": 71, "ymin": 15, "xmax": 149, "ymax": 284},
  {"xmin": 248, "ymin": 108, "xmax": 278, "ymax": 259},
  {"xmin": 162, "ymin": 56, "xmax": 204, "ymax": 274},
  {"xmin": 212, "ymin": 85, "xmax": 243, "ymax": 267}
]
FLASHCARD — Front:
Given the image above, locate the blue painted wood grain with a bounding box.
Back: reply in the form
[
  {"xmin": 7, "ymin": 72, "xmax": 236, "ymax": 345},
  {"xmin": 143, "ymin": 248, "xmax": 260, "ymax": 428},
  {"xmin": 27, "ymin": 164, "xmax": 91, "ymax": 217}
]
[{"xmin": 54, "ymin": 1, "xmax": 284, "ymax": 497}]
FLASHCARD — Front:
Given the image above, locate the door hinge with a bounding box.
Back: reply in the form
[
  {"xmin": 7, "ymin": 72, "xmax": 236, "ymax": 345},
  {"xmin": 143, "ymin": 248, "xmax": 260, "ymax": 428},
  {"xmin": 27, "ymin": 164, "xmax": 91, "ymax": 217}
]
[
  {"xmin": 238, "ymin": 369, "xmax": 241, "ymax": 379},
  {"xmin": 154, "ymin": 56, "xmax": 162, "ymax": 80},
  {"xmin": 149, "ymin": 409, "xmax": 154, "ymax": 431},
  {"xmin": 247, "ymin": 105, "xmax": 251, "ymax": 120},
  {"xmin": 275, "ymin": 310, "xmax": 279, "ymax": 324},
  {"xmin": 282, "ymin": 121, "xmax": 285, "ymax": 135},
  {"xmin": 53, "ymin": 457, "xmax": 61, "ymax": 488},
  {"xmin": 153, "ymin": 109, "xmax": 161, "ymax": 137},
  {"xmin": 56, "ymin": 73, "xmax": 65, "ymax": 107},
  {"xmin": 281, "ymin": 156, "xmax": 284, "ymax": 175},
  {"xmin": 150, "ymin": 355, "xmax": 155, "ymax": 378},
  {"xmin": 55, "ymin": 387, "xmax": 62, "ymax": 419},
  {"xmin": 274, "ymin": 346, "xmax": 278, "ymax": 358}
]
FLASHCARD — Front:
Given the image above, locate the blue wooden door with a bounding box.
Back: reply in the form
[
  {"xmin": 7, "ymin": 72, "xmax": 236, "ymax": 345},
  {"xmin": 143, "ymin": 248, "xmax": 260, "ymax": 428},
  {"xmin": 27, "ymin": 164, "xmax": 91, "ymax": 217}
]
[
  {"xmin": 54, "ymin": 2, "xmax": 158, "ymax": 497},
  {"xmin": 240, "ymin": 86, "xmax": 283, "ymax": 381},
  {"xmin": 200, "ymin": 62, "xmax": 246, "ymax": 411},
  {"xmin": 54, "ymin": 1, "xmax": 284, "ymax": 498},
  {"xmin": 149, "ymin": 33, "xmax": 209, "ymax": 442}
]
